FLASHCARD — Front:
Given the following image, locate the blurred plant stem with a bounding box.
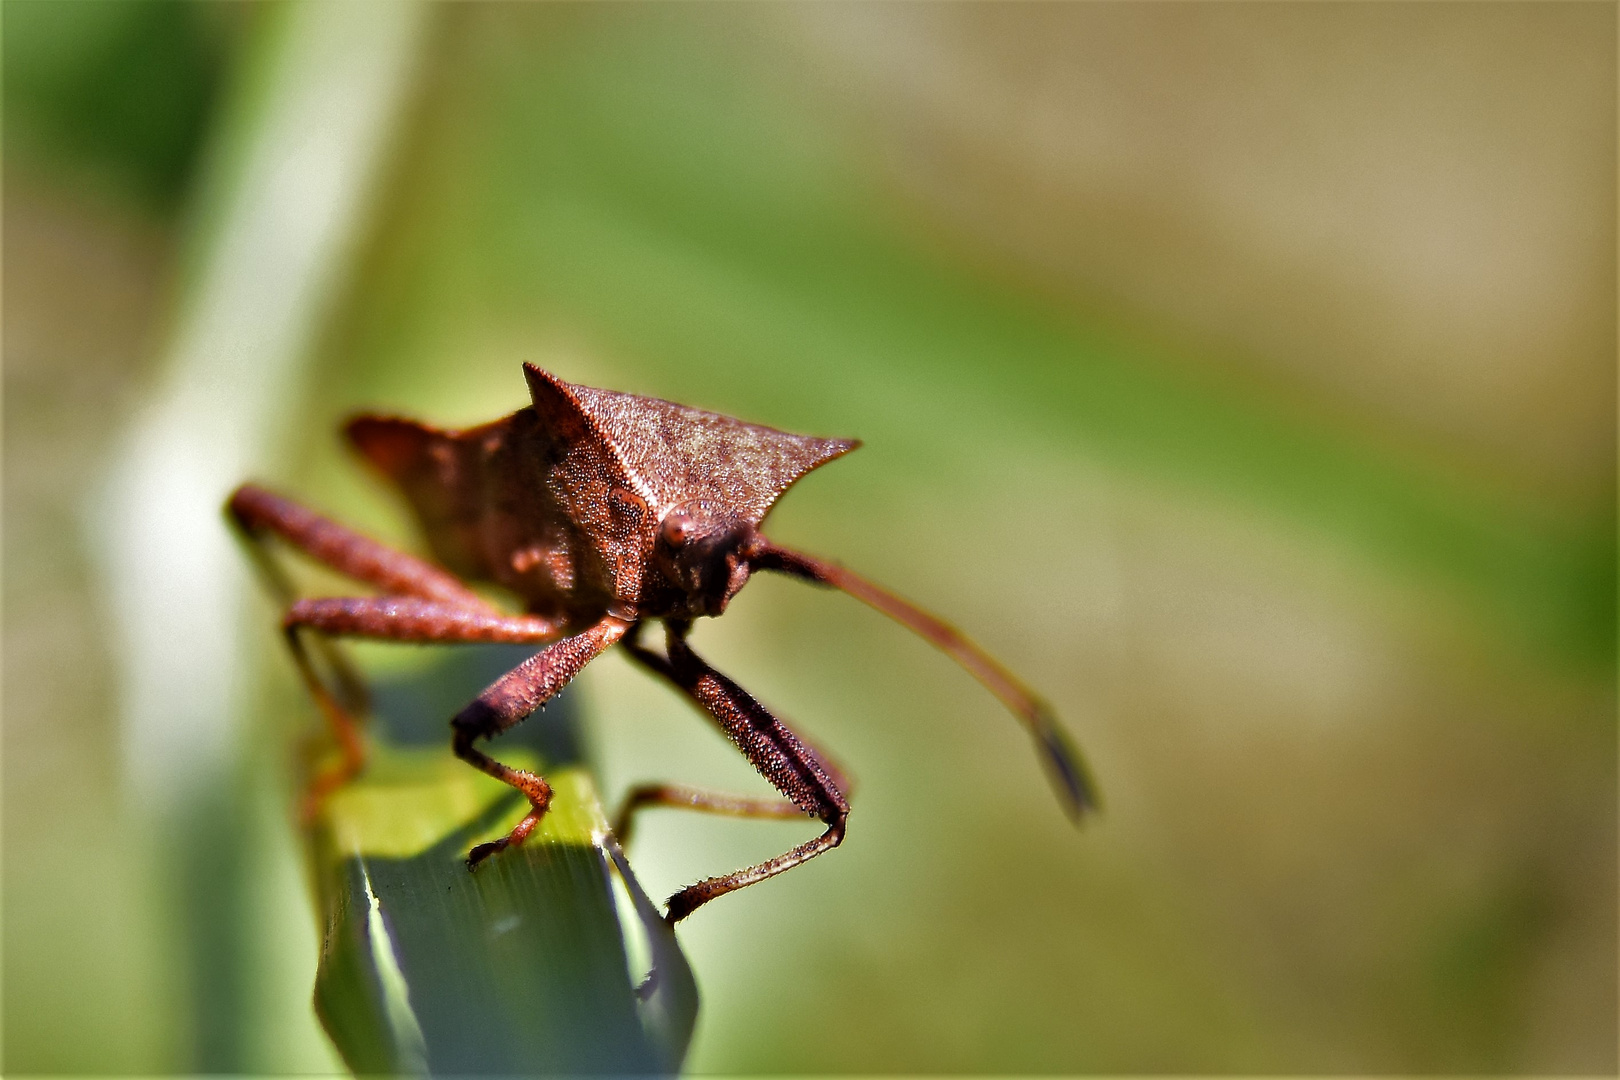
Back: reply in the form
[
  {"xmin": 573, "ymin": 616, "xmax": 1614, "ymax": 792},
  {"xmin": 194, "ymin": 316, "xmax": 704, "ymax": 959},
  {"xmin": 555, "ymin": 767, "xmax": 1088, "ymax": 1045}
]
[{"xmin": 88, "ymin": 1, "xmax": 427, "ymax": 1069}]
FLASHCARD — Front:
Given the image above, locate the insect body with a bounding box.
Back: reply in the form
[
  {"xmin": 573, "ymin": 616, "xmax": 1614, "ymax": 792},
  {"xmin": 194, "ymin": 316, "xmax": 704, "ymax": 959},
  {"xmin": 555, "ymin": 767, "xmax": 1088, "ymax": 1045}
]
[{"xmin": 230, "ymin": 365, "xmax": 1095, "ymax": 923}]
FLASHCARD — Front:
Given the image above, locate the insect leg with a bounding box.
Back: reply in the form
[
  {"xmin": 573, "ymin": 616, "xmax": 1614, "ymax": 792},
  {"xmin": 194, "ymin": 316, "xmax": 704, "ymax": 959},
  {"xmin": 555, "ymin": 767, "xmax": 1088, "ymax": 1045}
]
[
  {"xmin": 622, "ymin": 622, "xmax": 849, "ymax": 923},
  {"xmin": 752, "ymin": 539, "xmax": 1099, "ymax": 819},
  {"xmin": 228, "ymin": 483, "xmax": 501, "ymax": 800},
  {"xmin": 667, "ymin": 820, "xmax": 845, "ymax": 925},
  {"xmin": 621, "ymin": 621, "xmax": 855, "ymax": 798},
  {"xmin": 228, "ymin": 486, "xmax": 379, "ymax": 715},
  {"xmin": 448, "ymin": 615, "xmax": 631, "ymax": 867},
  {"xmin": 613, "ymin": 623, "xmax": 853, "ymax": 847},
  {"xmin": 611, "ymin": 784, "xmax": 807, "ymax": 847},
  {"xmin": 282, "ymin": 597, "xmax": 569, "ymax": 821},
  {"xmin": 228, "ymin": 483, "xmax": 490, "ymax": 608},
  {"xmin": 281, "ymin": 622, "xmax": 366, "ymax": 820}
]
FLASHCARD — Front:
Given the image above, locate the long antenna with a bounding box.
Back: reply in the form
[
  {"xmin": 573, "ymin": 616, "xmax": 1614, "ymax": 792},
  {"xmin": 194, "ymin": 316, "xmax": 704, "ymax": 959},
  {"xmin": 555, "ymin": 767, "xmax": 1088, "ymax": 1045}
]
[{"xmin": 753, "ymin": 540, "xmax": 1099, "ymax": 820}]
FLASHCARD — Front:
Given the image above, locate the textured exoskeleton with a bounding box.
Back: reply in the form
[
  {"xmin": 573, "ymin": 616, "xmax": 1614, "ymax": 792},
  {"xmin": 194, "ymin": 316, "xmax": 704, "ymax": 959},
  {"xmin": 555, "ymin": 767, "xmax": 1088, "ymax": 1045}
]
[{"xmin": 230, "ymin": 364, "xmax": 1095, "ymax": 923}]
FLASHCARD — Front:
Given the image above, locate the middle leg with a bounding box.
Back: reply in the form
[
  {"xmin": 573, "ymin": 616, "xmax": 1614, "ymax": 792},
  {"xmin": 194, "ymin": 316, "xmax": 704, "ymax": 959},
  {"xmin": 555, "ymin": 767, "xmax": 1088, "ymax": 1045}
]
[
  {"xmin": 612, "ymin": 784, "xmax": 807, "ymax": 847},
  {"xmin": 282, "ymin": 596, "xmax": 572, "ymax": 820},
  {"xmin": 231, "ymin": 483, "xmax": 507, "ymax": 815}
]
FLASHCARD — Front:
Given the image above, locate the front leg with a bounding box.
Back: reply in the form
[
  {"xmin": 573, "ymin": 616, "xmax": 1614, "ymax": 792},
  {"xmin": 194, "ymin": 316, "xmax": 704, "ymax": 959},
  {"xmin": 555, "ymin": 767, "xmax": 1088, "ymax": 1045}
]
[
  {"xmin": 614, "ymin": 624, "xmax": 855, "ymax": 849},
  {"xmin": 621, "ymin": 622, "xmax": 853, "ymax": 801},
  {"xmin": 450, "ymin": 616, "xmax": 630, "ymax": 866},
  {"xmin": 624, "ymin": 622, "xmax": 851, "ymax": 923}
]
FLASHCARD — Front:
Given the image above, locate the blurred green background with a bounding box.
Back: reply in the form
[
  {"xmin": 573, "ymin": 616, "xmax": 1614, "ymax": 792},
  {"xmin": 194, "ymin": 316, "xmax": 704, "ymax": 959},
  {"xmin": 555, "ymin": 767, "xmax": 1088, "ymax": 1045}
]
[{"xmin": 4, "ymin": 1, "xmax": 1614, "ymax": 1073}]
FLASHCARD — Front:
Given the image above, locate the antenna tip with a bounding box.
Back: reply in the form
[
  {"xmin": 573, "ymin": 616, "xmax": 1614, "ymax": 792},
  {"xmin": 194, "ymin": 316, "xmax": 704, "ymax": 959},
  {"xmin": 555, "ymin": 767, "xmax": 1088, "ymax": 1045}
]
[{"xmin": 1032, "ymin": 712, "xmax": 1101, "ymax": 822}]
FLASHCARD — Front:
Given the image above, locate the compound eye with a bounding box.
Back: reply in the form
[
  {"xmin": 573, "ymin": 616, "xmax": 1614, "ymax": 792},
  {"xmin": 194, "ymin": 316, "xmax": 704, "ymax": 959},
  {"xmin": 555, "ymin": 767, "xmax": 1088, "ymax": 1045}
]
[{"xmin": 660, "ymin": 511, "xmax": 694, "ymax": 548}]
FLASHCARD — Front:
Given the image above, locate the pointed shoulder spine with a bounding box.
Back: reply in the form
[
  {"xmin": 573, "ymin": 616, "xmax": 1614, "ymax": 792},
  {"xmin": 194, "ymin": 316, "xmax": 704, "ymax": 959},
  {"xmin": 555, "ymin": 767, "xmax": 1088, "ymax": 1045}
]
[{"xmin": 525, "ymin": 364, "xmax": 603, "ymax": 446}]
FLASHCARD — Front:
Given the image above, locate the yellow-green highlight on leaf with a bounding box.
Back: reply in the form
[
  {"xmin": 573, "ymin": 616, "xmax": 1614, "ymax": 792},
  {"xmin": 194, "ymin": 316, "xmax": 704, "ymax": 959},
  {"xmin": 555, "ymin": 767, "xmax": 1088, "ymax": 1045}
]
[
  {"xmin": 357, "ymin": 862, "xmax": 430, "ymax": 1074},
  {"xmin": 321, "ymin": 745, "xmax": 604, "ymax": 859}
]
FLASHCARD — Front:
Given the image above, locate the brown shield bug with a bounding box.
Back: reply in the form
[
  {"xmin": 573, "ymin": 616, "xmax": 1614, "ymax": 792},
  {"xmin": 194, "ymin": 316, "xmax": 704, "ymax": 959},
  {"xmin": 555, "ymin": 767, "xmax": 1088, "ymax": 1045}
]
[{"xmin": 229, "ymin": 364, "xmax": 1095, "ymax": 923}]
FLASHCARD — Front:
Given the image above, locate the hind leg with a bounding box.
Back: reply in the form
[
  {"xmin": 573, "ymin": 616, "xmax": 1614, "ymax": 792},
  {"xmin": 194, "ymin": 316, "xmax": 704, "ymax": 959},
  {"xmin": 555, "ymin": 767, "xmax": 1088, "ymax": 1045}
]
[{"xmin": 228, "ymin": 484, "xmax": 503, "ymax": 815}]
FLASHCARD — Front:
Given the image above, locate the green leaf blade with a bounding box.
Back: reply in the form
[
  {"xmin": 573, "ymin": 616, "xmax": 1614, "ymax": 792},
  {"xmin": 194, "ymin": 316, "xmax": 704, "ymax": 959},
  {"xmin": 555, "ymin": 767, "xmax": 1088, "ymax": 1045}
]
[{"xmin": 308, "ymin": 648, "xmax": 697, "ymax": 1075}]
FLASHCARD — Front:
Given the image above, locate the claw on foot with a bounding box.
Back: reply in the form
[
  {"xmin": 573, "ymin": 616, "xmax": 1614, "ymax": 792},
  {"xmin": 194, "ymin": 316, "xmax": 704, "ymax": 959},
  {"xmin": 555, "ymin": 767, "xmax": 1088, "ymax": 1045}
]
[
  {"xmin": 663, "ymin": 886, "xmax": 702, "ymax": 925},
  {"xmin": 466, "ymin": 837, "xmax": 509, "ymax": 869},
  {"xmin": 466, "ymin": 810, "xmax": 544, "ymax": 870}
]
